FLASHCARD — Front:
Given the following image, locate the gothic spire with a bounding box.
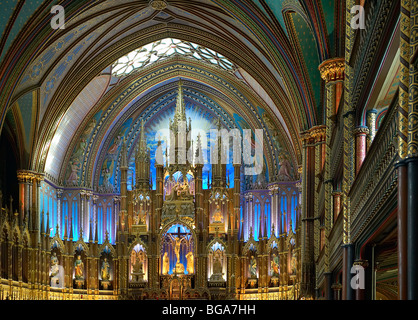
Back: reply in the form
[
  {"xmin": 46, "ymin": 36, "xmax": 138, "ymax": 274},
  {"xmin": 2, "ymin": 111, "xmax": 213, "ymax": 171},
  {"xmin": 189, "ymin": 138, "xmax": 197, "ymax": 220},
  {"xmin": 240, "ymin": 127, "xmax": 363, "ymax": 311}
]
[
  {"xmin": 121, "ymin": 138, "xmax": 128, "ymax": 168},
  {"xmin": 174, "ymin": 79, "xmax": 187, "ymax": 122}
]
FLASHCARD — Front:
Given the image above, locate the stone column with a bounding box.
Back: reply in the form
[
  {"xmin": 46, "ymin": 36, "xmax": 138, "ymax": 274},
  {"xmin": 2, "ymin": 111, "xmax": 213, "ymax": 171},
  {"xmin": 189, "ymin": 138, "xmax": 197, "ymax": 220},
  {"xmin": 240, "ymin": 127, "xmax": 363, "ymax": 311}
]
[
  {"xmin": 56, "ymin": 189, "xmax": 63, "ymax": 235},
  {"xmin": 92, "ymin": 195, "xmax": 98, "ymax": 242},
  {"xmin": 354, "ymin": 126, "xmax": 369, "ymax": 175},
  {"xmin": 366, "ymin": 109, "xmax": 377, "ymax": 149},
  {"xmin": 332, "ymin": 191, "xmax": 342, "ymax": 224},
  {"xmin": 318, "ymin": 57, "xmax": 346, "ymax": 300},
  {"xmin": 332, "ymin": 283, "xmax": 342, "ymax": 300},
  {"xmin": 397, "ymin": 0, "xmax": 411, "ymax": 300},
  {"xmin": 406, "ymin": 0, "xmax": 418, "ymax": 300},
  {"xmin": 343, "ymin": 244, "xmax": 355, "ymax": 300},
  {"xmin": 79, "ymin": 191, "xmax": 87, "ymax": 241},
  {"xmin": 354, "ymin": 259, "xmax": 369, "ymax": 300},
  {"xmin": 300, "ymin": 132, "xmax": 316, "ymax": 299},
  {"xmin": 113, "ymin": 196, "xmax": 120, "ymax": 244},
  {"xmin": 341, "ymin": 0, "xmax": 356, "ymax": 300},
  {"xmin": 396, "ymin": 159, "xmax": 408, "ymax": 300},
  {"xmin": 311, "ymin": 126, "xmax": 326, "ymax": 294},
  {"xmin": 16, "ymin": 170, "xmax": 36, "ymax": 223}
]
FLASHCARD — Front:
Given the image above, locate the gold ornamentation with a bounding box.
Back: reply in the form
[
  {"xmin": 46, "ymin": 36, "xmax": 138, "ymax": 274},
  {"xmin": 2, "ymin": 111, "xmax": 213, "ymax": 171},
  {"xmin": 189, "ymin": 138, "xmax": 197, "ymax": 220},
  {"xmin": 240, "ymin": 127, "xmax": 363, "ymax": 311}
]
[
  {"xmin": 318, "ymin": 58, "xmax": 345, "ymax": 83},
  {"xmin": 150, "ymin": 0, "xmax": 167, "ymax": 10}
]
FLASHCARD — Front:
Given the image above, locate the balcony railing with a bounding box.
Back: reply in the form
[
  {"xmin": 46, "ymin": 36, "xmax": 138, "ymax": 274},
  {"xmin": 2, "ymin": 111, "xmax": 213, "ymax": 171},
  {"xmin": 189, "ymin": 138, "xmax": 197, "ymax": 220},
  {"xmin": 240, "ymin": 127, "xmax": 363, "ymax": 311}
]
[{"xmin": 349, "ymin": 92, "xmax": 398, "ymax": 242}]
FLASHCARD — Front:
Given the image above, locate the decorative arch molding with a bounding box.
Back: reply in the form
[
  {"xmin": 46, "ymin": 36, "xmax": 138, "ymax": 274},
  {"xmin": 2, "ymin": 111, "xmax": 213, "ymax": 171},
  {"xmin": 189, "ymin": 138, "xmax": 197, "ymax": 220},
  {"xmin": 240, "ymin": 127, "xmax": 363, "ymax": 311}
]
[
  {"xmin": 266, "ymin": 233, "xmax": 281, "ymax": 254},
  {"xmin": 52, "ymin": 59, "xmax": 297, "ymax": 190},
  {"xmin": 50, "ymin": 234, "xmax": 65, "ymax": 253},
  {"xmin": 93, "ymin": 83, "xmax": 242, "ymax": 192},
  {"xmin": 32, "ymin": 23, "xmax": 304, "ymax": 176},
  {"xmin": 99, "ymin": 238, "xmax": 117, "ymax": 257},
  {"xmin": 127, "ymin": 237, "xmax": 148, "ymax": 256},
  {"xmin": 242, "ymin": 237, "xmax": 260, "ymax": 256},
  {"xmin": 73, "ymin": 238, "xmax": 90, "ymax": 256},
  {"xmin": 206, "ymin": 237, "xmax": 228, "ymax": 253},
  {"xmin": 158, "ymin": 219, "xmax": 197, "ymax": 255}
]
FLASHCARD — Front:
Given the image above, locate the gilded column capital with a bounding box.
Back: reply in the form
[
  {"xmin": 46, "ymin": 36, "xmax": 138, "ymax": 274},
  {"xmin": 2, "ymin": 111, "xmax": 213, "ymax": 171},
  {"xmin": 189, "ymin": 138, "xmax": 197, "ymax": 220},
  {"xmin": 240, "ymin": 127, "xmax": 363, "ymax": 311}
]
[
  {"xmin": 301, "ymin": 126, "xmax": 327, "ymax": 145},
  {"xmin": 331, "ymin": 283, "xmax": 342, "ymax": 290},
  {"xmin": 311, "ymin": 126, "xmax": 327, "ymax": 143},
  {"xmin": 353, "ymin": 126, "xmax": 370, "ymax": 136},
  {"xmin": 353, "ymin": 259, "xmax": 369, "ymax": 268},
  {"xmin": 319, "ymin": 58, "xmax": 345, "ymax": 83},
  {"xmin": 16, "ymin": 170, "xmax": 44, "ymax": 184}
]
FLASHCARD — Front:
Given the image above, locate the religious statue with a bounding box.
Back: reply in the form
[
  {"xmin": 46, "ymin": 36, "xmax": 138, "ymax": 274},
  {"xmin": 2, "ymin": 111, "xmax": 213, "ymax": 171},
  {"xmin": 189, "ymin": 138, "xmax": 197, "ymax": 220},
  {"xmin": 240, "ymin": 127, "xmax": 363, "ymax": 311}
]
[
  {"xmin": 138, "ymin": 206, "xmax": 146, "ymax": 224},
  {"xmin": 278, "ymin": 154, "xmax": 293, "ymax": 181},
  {"xmin": 173, "ymin": 236, "xmax": 181, "ymax": 263},
  {"xmin": 249, "ymin": 256, "xmax": 257, "ymax": 278},
  {"xmin": 178, "ymin": 180, "xmax": 191, "ymax": 199},
  {"xmin": 168, "ymin": 235, "xmax": 185, "ymax": 274},
  {"xmin": 162, "ymin": 252, "xmax": 170, "ymax": 275},
  {"xmin": 213, "ymin": 251, "xmax": 223, "ymax": 275},
  {"xmin": 290, "ymin": 250, "xmax": 297, "ymax": 275},
  {"xmin": 167, "ymin": 182, "xmax": 180, "ymax": 201},
  {"xmin": 212, "ymin": 204, "xmax": 223, "ymax": 223},
  {"xmin": 74, "ymin": 255, "xmax": 84, "ymax": 280},
  {"xmin": 186, "ymin": 251, "xmax": 194, "ymax": 274},
  {"xmin": 50, "ymin": 253, "xmax": 60, "ymax": 286},
  {"xmin": 101, "ymin": 258, "xmax": 111, "ymax": 281},
  {"xmin": 132, "ymin": 251, "xmax": 144, "ymax": 274},
  {"xmin": 271, "ymin": 253, "xmax": 280, "ymax": 277}
]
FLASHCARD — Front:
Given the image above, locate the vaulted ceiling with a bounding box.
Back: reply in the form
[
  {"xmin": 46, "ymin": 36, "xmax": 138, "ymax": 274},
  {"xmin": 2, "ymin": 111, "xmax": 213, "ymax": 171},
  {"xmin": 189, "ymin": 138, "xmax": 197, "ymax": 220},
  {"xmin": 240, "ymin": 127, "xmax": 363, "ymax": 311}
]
[{"xmin": 0, "ymin": 0, "xmax": 343, "ymax": 191}]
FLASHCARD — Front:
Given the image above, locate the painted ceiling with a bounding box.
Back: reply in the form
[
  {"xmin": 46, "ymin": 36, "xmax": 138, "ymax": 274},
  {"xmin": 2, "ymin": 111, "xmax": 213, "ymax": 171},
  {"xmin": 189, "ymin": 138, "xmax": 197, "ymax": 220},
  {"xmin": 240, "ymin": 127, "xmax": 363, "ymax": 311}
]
[{"xmin": 0, "ymin": 0, "xmax": 342, "ymax": 192}]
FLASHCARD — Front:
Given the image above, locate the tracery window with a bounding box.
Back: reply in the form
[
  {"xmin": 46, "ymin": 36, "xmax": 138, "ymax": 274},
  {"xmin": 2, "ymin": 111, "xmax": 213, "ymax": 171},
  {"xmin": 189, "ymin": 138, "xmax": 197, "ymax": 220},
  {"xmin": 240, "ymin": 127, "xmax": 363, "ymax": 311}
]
[{"xmin": 111, "ymin": 38, "xmax": 237, "ymax": 77}]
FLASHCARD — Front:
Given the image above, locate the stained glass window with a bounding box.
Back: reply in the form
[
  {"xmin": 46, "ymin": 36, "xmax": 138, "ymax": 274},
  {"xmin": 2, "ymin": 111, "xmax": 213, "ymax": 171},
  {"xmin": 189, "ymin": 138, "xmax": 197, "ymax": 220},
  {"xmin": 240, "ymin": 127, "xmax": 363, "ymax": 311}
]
[{"xmin": 111, "ymin": 38, "xmax": 237, "ymax": 77}]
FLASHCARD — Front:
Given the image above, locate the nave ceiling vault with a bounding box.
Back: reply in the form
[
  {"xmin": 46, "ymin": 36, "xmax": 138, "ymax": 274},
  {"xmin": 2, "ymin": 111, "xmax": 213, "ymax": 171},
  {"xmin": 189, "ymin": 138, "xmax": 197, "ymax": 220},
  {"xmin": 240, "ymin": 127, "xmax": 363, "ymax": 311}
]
[{"xmin": 0, "ymin": 0, "xmax": 337, "ymax": 187}]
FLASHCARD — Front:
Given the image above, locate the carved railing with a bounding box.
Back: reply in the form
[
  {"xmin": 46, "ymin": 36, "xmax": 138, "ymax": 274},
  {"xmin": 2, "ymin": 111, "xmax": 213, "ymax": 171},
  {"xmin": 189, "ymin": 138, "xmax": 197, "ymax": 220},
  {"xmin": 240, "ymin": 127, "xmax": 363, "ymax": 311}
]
[{"xmin": 349, "ymin": 93, "xmax": 398, "ymax": 242}]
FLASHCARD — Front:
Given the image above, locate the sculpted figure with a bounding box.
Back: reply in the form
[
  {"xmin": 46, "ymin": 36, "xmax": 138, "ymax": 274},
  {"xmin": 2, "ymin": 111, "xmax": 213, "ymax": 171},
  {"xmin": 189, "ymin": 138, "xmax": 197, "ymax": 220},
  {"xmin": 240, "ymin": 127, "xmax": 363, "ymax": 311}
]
[
  {"xmin": 101, "ymin": 258, "xmax": 111, "ymax": 281},
  {"xmin": 74, "ymin": 255, "xmax": 84, "ymax": 280},
  {"xmin": 162, "ymin": 252, "xmax": 170, "ymax": 275}
]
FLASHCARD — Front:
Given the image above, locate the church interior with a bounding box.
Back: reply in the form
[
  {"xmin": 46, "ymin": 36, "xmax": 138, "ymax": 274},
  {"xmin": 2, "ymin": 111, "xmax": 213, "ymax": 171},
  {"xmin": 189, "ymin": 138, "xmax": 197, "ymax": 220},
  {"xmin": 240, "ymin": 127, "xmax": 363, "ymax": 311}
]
[{"xmin": 0, "ymin": 0, "xmax": 416, "ymax": 301}]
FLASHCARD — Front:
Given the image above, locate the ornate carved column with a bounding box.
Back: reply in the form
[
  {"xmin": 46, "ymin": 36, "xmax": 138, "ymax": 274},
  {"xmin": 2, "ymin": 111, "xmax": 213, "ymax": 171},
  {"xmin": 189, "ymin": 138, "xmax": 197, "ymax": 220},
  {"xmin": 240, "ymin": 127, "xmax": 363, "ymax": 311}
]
[
  {"xmin": 311, "ymin": 126, "xmax": 326, "ymax": 294},
  {"xmin": 318, "ymin": 57, "xmax": 346, "ymax": 300},
  {"xmin": 354, "ymin": 126, "xmax": 369, "ymax": 175},
  {"xmin": 397, "ymin": 0, "xmax": 412, "ymax": 300},
  {"xmin": 56, "ymin": 189, "xmax": 63, "ymax": 235},
  {"xmin": 92, "ymin": 195, "xmax": 98, "ymax": 242},
  {"xmin": 249, "ymin": 193, "xmax": 253, "ymax": 237},
  {"xmin": 79, "ymin": 190, "xmax": 87, "ymax": 241},
  {"xmin": 112, "ymin": 196, "xmax": 120, "ymax": 244},
  {"xmin": 300, "ymin": 131, "xmax": 315, "ymax": 299},
  {"xmin": 342, "ymin": 0, "xmax": 356, "ymax": 301}
]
